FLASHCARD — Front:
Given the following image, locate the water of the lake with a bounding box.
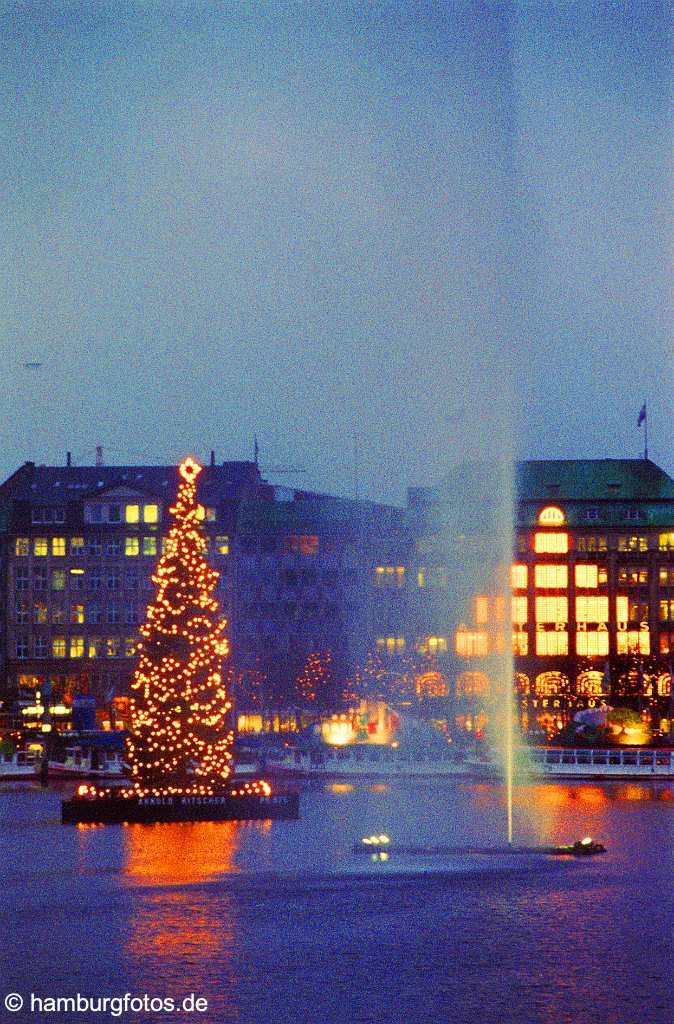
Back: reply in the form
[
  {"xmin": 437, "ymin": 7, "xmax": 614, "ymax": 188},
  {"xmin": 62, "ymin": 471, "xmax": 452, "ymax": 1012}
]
[{"xmin": 0, "ymin": 778, "xmax": 671, "ymax": 1024}]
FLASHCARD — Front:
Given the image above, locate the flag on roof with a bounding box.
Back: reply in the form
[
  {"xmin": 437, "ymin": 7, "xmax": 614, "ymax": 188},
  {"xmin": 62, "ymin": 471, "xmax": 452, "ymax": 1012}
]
[{"xmin": 638, "ymin": 403, "xmax": 647, "ymax": 427}]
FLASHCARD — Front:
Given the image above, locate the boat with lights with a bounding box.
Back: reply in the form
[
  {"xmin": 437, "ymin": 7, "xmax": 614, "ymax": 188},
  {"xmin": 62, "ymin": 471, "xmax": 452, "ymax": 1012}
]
[
  {"xmin": 525, "ymin": 746, "xmax": 674, "ymax": 780},
  {"xmin": 0, "ymin": 744, "xmax": 40, "ymax": 780}
]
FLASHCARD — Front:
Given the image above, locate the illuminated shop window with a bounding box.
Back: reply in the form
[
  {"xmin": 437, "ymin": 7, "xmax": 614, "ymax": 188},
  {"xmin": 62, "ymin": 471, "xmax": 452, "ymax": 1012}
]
[
  {"xmin": 216, "ymin": 535, "xmax": 229, "ymax": 555},
  {"xmin": 475, "ymin": 595, "xmax": 489, "ymax": 624},
  {"xmin": 576, "ymin": 596, "xmax": 609, "ymax": 623},
  {"xmin": 70, "ymin": 636, "xmax": 84, "ymax": 658},
  {"xmin": 511, "ymin": 596, "xmax": 528, "ymax": 624},
  {"xmin": 576, "ymin": 633, "xmax": 609, "ymax": 657},
  {"xmin": 535, "ymin": 632, "xmax": 568, "ymax": 656},
  {"xmin": 52, "ymin": 637, "xmax": 66, "ymax": 658},
  {"xmin": 618, "ymin": 535, "xmax": 648, "ymax": 552},
  {"xmin": 125, "ymin": 537, "xmax": 139, "ymax": 556},
  {"xmin": 374, "ymin": 566, "xmax": 405, "ymax": 588},
  {"xmin": 512, "ymin": 631, "xmax": 529, "ymax": 655},
  {"xmin": 576, "ymin": 671, "xmax": 606, "ymax": 695},
  {"xmin": 511, "ymin": 564, "xmax": 527, "ymax": 589},
  {"xmin": 125, "ymin": 504, "xmax": 139, "ymax": 524},
  {"xmin": 576, "ymin": 535, "xmax": 607, "ymax": 552},
  {"xmin": 534, "ymin": 565, "xmax": 567, "ymax": 589},
  {"xmin": 534, "ymin": 532, "xmax": 568, "ymax": 554},
  {"xmin": 455, "ymin": 628, "xmax": 488, "ymax": 657},
  {"xmin": 52, "ymin": 537, "xmax": 66, "ymax": 556},
  {"xmin": 142, "ymin": 537, "xmax": 157, "ymax": 556},
  {"xmin": 143, "ymin": 504, "xmax": 159, "ymax": 523},
  {"xmin": 535, "ymin": 671, "xmax": 570, "ymax": 696},
  {"xmin": 538, "ymin": 507, "xmax": 565, "ymax": 525},
  {"xmin": 15, "ymin": 538, "xmax": 29, "ymax": 556},
  {"xmin": 70, "ymin": 603, "xmax": 85, "ymax": 624},
  {"xmin": 616, "ymin": 631, "xmax": 650, "ymax": 655},
  {"xmin": 33, "ymin": 538, "xmax": 48, "ymax": 556},
  {"xmin": 535, "ymin": 596, "xmax": 568, "ymax": 623}
]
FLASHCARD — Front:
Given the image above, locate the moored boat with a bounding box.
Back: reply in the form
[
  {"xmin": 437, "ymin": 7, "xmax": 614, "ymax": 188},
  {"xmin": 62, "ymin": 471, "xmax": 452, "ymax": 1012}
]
[{"xmin": 525, "ymin": 746, "xmax": 674, "ymax": 780}]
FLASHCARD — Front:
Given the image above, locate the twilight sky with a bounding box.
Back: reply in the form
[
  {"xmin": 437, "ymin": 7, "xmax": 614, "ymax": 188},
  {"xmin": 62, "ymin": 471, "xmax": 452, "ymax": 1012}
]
[{"xmin": 1, "ymin": 1, "xmax": 671, "ymax": 504}]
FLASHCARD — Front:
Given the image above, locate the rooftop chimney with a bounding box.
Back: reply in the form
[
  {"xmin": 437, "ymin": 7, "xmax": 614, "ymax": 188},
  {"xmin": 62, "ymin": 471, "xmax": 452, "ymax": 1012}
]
[
  {"xmin": 66, "ymin": 451, "xmax": 72, "ymax": 467},
  {"xmin": 96, "ymin": 446, "xmax": 103, "ymax": 467},
  {"xmin": 210, "ymin": 450, "xmax": 215, "ymax": 467}
]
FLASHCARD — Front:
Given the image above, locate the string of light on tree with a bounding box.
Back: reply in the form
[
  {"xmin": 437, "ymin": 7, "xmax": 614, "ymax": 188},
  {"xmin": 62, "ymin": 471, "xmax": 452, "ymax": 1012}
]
[{"xmin": 109, "ymin": 455, "xmax": 271, "ymax": 798}]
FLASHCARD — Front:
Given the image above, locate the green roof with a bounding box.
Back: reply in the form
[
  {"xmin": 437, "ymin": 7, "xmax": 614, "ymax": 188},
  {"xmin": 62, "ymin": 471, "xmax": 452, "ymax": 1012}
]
[{"xmin": 515, "ymin": 459, "xmax": 674, "ymax": 501}]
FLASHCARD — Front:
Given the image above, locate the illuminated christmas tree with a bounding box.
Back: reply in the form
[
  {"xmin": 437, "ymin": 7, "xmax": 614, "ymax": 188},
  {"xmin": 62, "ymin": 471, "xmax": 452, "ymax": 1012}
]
[
  {"xmin": 295, "ymin": 650, "xmax": 333, "ymax": 706},
  {"xmin": 127, "ymin": 457, "xmax": 233, "ymax": 796}
]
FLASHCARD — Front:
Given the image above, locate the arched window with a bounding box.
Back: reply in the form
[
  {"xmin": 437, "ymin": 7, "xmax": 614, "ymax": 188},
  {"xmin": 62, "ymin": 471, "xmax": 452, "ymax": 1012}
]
[
  {"xmin": 455, "ymin": 671, "xmax": 490, "ymax": 697},
  {"xmin": 514, "ymin": 672, "xmax": 530, "ymax": 696},
  {"xmin": 538, "ymin": 506, "xmax": 565, "ymax": 526},
  {"xmin": 576, "ymin": 671, "xmax": 606, "ymax": 696},
  {"xmin": 535, "ymin": 671, "xmax": 570, "ymax": 697}
]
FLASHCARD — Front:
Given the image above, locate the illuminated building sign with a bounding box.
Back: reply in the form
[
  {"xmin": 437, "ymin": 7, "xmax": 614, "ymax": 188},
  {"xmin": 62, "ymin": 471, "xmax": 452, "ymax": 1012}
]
[{"xmin": 538, "ymin": 506, "xmax": 565, "ymax": 526}]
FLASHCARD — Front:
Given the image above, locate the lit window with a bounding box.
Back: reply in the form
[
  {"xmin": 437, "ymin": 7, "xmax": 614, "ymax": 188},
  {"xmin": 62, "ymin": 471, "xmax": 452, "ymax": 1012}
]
[
  {"xmin": 427, "ymin": 635, "xmax": 448, "ymax": 653},
  {"xmin": 33, "ymin": 602, "xmax": 47, "ymax": 624},
  {"xmin": 70, "ymin": 603, "xmax": 85, "ymax": 624},
  {"xmin": 70, "ymin": 636, "xmax": 84, "ymax": 658},
  {"xmin": 417, "ymin": 568, "xmax": 426, "ymax": 587},
  {"xmin": 475, "ymin": 596, "xmax": 489, "ymax": 624},
  {"xmin": 143, "ymin": 504, "xmax": 159, "ymax": 523},
  {"xmin": 575, "ymin": 565, "xmax": 597, "ymax": 589},
  {"xmin": 124, "ymin": 637, "xmax": 138, "ymax": 657},
  {"xmin": 659, "ymin": 600, "xmax": 674, "ymax": 622},
  {"xmin": 511, "ymin": 596, "xmax": 528, "ymax": 625},
  {"xmin": 511, "ymin": 564, "xmax": 527, "ymax": 589},
  {"xmin": 196, "ymin": 504, "xmax": 206, "ymax": 521},
  {"xmin": 616, "ymin": 631, "xmax": 650, "ymax": 655},
  {"xmin": 125, "ymin": 504, "xmax": 139, "ymax": 523},
  {"xmin": 70, "ymin": 537, "xmax": 85, "ymax": 556},
  {"xmin": 374, "ymin": 566, "xmax": 405, "ymax": 588},
  {"xmin": 618, "ymin": 535, "xmax": 648, "ymax": 552},
  {"xmin": 535, "ymin": 596, "xmax": 568, "ymax": 623},
  {"xmin": 51, "ymin": 570, "xmax": 66, "ymax": 591},
  {"xmin": 33, "ymin": 538, "xmax": 48, "ymax": 556},
  {"xmin": 512, "ymin": 631, "xmax": 528, "ymax": 655},
  {"xmin": 576, "ymin": 632, "xmax": 609, "ymax": 657},
  {"xmin": 125, "ymin": 537, "xmax": 139, "ymax": 556},
  {"xmin": 69, "ymin": 568, "xmax": 85, "ymax": 590},
  {"xmin": 51, "ymin": 606, "xmax": 65, "ymax": 624},
  {"xmin": 284, "ymin": 534, "xmax": 318, "ymax": 556},
  {"xmin": 535, "ymin": 632, "xmax": 568, "ymax": 656},
  {"xmin": 52, "ymin": 637, "xmax": 66, "ymax": 658},
  {"xmin": 88, "ymin": 638, "xmax": 101, "ymax": 658},
  {"xmin": 534, "ymin": 532, "xmax": 568, "ymax": 553},
  {"xmin": 52, "ymin": 537, "xmax": 66, "ymax": 556},
  {"xmin": 142, "ymin": 537, "xmax": 157, "ymax": 556},
  {"xmin": 538, "ymin": 506, "xmax": 565, "ymax": 525},
  {"xmin": 455, "ymin": 629, "xmax": 489, "ymax": 657},
  {"xmin": 105, "ymin": 638, "xmax": 120, "ymax": 657},
  {"xmin": 455, "ymin": 671, "xmax": 489, "ymax": 696},
  {"xmin": 576, "ymin": 596, "xmax": 608, "ymax": 623},
  {"xmin": 618, "ymin": 567, "xmax": 648, "ymax": 586},
  {"xmin": 576, "ymin": 671, "xmax": 606, "ymax": 695},
  {"xmin": 534, "ymin": 565, "xmax": 568, "ymax": 589},
  {"xmin": 535, "ymin": 672, "xmax": 570, "ymax": 696},
  {"xmin": 205, "ymin": 507, "xmax": 216, "ymax": 522},
  {"xmin": 216, "ymin": 535, "xmax": 229, "ymax": 555},
  {"xmin": 15, "ymin": 538, "xmax": 29, "ymax": 556},
  {"xmin": 576, "ymin": 535, "xmax": 607, "ymax": 553}
]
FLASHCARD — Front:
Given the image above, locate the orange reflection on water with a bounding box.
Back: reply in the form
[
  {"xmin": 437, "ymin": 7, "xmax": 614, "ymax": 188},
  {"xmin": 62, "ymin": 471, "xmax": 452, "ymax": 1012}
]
[
  {"xmin": 326, "ymin": 783, "xmax": 354, "ymax": 794},
  {"xmin": 124, "ymin": 822, "xmax": 243, "ymax": 1007},
  {"xmin": 123, "ymin": 820, "xmax": 240, "ymax": 887}
]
